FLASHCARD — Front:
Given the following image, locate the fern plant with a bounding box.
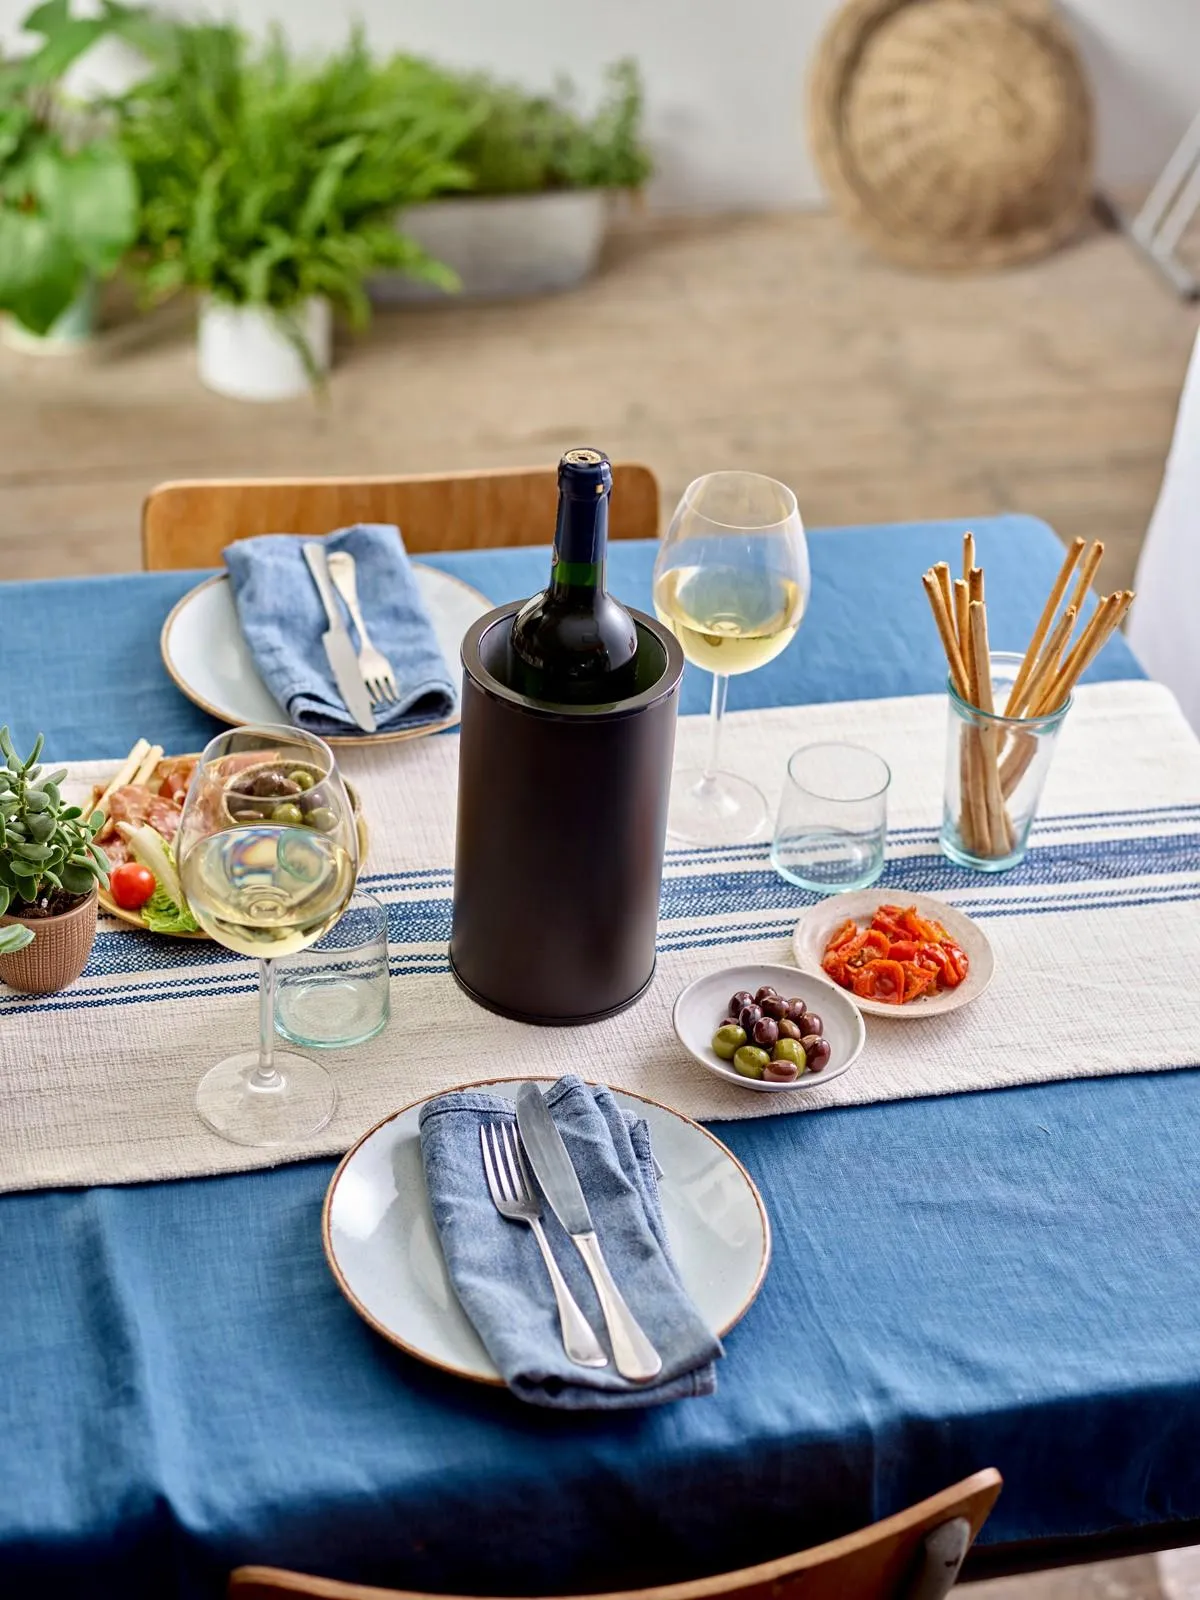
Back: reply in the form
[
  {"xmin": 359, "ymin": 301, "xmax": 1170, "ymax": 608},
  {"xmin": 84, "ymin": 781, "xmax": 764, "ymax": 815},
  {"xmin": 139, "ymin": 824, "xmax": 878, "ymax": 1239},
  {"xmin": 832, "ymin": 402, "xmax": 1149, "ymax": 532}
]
[
  {"xmin": 116, "ymin": 22, "xmax": 476, "ymax": 325},
  {"xmin": 447, "ymin": 58, "xmax": 651, "ymax": 197}
]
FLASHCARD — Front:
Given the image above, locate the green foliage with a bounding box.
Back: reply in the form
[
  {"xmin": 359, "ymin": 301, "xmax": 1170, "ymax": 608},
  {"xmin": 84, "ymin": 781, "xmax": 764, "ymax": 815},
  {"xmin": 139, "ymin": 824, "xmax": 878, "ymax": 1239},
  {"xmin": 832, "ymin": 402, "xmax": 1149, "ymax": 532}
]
[
  {"xmin": 0, "ymin": 726, "xmax": 109, "ymax": 915},
  {"xmin": 116, "ymin": 22, "xmax": 476, "ymax": 323},
  {"xmin": 448, "ymin": 58, "xmax": 651, "ymax": 196},
  {"xmin": 0, "ymin": 1, "xmax": 140, "ymax": 334},
  {"xmin": 0, "ymin": 924, "xmax": 34, "ymax": 954}
]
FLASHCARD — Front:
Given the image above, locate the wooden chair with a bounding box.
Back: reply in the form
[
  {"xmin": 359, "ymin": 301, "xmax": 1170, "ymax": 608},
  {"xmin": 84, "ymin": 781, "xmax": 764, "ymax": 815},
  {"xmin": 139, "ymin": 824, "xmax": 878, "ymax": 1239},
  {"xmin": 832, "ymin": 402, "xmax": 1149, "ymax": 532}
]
[
  {"xmin": 141, "ymin": 464, "xmax": 660, "ymax": 571},
  {"xmin": 228, "ymin": 1469, "xmax": 1001, "ymax": 1600}
]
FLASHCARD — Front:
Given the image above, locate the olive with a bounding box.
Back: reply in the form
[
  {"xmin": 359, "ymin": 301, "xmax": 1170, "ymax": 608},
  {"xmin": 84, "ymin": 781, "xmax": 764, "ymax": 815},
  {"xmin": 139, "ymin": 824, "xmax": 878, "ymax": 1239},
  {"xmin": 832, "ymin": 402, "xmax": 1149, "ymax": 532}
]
[
  {"xmin": 729, "ymin": 990, "xmax": 755, "ymax": 1016},
  {"xmin": 772, "ymin": 1038, "xmax": 806, "ymax": 1071},
  {"xmin": 712, "ymin": 1024, "xmax": 747, "ymax": 1061},
  {"xmin": 251, "ymin": 770, "xmax": 301, "ymax": 799},
  {"xmin": 763, "ymin": 1059, "xmax": 799, "ymax": 1084},
  {"xmin": 737, "ymin": 1003, "xmax": 763, "ymax": 1032},
  {"xmin": 733, "ymin": 1045, "xmax": 770, "ymax": 1080},
  {"xmin": 754, "ymin": 985, "xmax": 778, "ymax": 1004},
  {"xmin": 287, "ymin": 769, "xmax": 316, "ymax": 791},
  {"xmin": 752, "ymin": 1017, "xmax": 779, "ymax": 1049},
  {"xmin": 271, "ymin": 802, "xmax": 305, "ymax": 826},
  {"xmin": 777, "ymin": 1017, "xmax": 802, "ymax": 1043},
  {"xmin": 307, "ymin": 806, "xmax": 338, "ymax": 833},
  {"xmin": 787, "ymin": 999, "xmax": 809, "ymax": 1024},
  {"xmin": 803, "ymin": 1036, "xmax": 832, "ymax": 1073},
  {"xmin": 761, "ymin": 995, "xmax": 790, "ymax": 1021},
  {"xmin": 802, "ymin": 1012, "xmax": 823, "ymax": 1037}
]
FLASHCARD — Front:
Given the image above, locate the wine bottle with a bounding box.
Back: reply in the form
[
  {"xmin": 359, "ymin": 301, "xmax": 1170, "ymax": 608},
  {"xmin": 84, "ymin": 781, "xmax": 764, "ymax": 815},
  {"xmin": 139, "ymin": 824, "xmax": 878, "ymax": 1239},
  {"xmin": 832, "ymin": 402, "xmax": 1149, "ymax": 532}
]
[{"xmin": 509, "ymin": 448, "xmax": 638, "ymax": 705}]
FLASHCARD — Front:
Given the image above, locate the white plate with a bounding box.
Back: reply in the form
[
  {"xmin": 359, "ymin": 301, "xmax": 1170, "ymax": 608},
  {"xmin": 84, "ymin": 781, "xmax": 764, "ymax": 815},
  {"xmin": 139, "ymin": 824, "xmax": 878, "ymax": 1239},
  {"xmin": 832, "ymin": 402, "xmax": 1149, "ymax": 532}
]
[
  {"xmin": 672, "ymin": 963, "xmax": 865, "ymax": 1094},
  {"xmin": 791, "ymin": 890, "xmax": 995, "ymax": 1018},
  {"xmin": 322, "ymin": 1078, "xmax": 771, "ymax": 1385},
  {"xmin": 160, "ymin": 568, "xmax": 491, "ymax": 747}
]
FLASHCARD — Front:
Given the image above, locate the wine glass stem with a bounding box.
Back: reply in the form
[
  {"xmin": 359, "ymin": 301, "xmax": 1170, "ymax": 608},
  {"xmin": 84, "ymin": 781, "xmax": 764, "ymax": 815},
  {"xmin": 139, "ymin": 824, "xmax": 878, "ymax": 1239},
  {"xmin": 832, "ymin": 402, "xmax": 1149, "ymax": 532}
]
[
  {"xmin": 253, "ymin": 958, "xmax": 283, "ymax": 1090},
  {"xmin": 704, "ymin": 673, "xmax": 729, "ymax": 785}
]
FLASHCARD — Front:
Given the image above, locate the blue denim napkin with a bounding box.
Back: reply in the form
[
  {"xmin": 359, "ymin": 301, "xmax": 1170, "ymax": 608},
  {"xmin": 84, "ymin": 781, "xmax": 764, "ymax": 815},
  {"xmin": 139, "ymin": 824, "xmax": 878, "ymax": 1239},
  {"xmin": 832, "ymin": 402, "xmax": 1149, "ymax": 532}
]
[
  {"xmin": 418, "ymin": 1076, "xmax": 723, "ymax": 1409},
  {"xmin": 225, "ymin": 525, "xmax": 457, "ymax": 737}
]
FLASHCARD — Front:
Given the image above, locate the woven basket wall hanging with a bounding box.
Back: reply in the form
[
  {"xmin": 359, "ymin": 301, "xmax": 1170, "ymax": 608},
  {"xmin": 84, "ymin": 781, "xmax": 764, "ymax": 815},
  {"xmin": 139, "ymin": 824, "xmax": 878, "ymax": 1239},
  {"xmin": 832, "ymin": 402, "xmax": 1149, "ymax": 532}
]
[{"xmin": 808, "ymin": 0, "xmax": 1094, "ymax": 270}]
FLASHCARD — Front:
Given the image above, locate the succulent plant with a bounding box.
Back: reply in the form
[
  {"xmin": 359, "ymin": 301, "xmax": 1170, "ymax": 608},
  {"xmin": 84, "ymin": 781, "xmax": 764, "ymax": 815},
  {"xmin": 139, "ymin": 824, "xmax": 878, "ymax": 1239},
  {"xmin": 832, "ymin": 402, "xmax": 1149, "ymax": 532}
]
[
  {"xmin": 0, "ymin": 727, "xmax": 109, "ymax": 916},
  {"xmin": 0, "ymin": 924, "xmax": 33, "ymax": 954}
]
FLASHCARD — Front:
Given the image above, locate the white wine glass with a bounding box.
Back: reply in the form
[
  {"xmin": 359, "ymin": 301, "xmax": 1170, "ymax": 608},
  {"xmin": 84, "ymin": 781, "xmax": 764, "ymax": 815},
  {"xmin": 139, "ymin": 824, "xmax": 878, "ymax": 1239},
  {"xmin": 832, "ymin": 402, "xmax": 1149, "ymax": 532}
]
[
  {"xmin": 177, "ymin": 725, "xmax": 358, "ymax": 1146},
  {"xmin": 653, "ymin": 472, "xmax": 809, "ymax": 845}
]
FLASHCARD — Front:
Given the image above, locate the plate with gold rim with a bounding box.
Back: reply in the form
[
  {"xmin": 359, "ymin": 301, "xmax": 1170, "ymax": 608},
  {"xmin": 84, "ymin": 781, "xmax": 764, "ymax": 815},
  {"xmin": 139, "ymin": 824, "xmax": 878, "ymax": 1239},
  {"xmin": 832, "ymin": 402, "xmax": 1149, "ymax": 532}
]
[
  {"xmin": 160, "ymin": 567, "xmax": 492, "ymax": 746},
  {"xmin": 322, "ymin": 1077, "xmax": 771, "ymax": 1386}
]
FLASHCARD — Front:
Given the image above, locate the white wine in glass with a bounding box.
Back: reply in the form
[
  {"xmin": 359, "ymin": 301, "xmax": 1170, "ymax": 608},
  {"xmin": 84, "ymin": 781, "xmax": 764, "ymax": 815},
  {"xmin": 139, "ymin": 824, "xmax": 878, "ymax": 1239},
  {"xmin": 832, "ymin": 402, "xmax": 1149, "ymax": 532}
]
[
  {"xmin": 653, "ymin": 473, "xmax": 809, "ymax": 845},
  {"xmin": 178, "ymin": 725, "xmax": 358, "ymax": 1147}
]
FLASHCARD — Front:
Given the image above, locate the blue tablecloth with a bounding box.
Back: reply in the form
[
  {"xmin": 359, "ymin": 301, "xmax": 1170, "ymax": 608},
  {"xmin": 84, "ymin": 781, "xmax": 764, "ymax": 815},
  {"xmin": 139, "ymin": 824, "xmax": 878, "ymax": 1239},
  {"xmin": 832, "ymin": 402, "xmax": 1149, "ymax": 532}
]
[{"xmin": 5, "ymin": 515, "xmax": 1198, "ymax": 1600}]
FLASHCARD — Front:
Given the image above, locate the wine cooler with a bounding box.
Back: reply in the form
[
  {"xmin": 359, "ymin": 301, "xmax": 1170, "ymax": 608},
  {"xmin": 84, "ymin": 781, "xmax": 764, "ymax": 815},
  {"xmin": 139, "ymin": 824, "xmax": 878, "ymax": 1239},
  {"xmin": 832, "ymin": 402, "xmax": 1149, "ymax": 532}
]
[{"xmin": 450, "ymin": 602, "xmax": 684, "ymax": 1024}]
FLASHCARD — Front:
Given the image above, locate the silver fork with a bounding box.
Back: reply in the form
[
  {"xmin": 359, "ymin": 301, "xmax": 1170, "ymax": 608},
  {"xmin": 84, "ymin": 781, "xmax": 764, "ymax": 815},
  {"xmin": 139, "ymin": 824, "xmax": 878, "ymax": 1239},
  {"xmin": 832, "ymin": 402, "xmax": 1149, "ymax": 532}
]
[
  {"xmin": 480, "ymin": 1121, "xmax": 608, "ymax": 1369},
  {"xmin": 326, "ymin": 550, "xmax": 399, "ymax": 709}
]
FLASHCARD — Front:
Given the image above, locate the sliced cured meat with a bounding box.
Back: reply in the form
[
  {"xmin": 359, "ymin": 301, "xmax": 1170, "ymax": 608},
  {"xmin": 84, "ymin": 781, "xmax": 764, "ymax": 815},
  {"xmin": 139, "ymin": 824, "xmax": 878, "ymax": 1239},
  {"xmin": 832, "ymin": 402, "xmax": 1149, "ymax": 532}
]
[
  {"xmin": 152, "ymin": 756, "xmax": 198, "ymax": 805},
  {"xmin": 97, "ymin": 785, "xmax": 182, "ymax": 843}
]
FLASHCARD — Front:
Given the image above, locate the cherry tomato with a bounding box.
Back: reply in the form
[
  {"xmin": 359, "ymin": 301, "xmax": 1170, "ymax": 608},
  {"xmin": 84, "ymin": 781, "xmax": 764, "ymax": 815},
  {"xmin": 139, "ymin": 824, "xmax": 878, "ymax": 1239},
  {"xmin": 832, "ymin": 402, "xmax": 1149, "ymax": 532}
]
[{"xmin": 109, "ymin": 861, "xmax": 156, "ymax": 910}]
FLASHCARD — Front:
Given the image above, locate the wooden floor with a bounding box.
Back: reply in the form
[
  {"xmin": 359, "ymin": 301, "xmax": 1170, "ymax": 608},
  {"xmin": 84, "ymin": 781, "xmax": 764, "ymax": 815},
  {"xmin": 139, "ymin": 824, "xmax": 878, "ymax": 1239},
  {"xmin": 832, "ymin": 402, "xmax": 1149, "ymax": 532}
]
[{"xmin": 0, "ymin": 209, "xmax": 1196, "ymax": 588}]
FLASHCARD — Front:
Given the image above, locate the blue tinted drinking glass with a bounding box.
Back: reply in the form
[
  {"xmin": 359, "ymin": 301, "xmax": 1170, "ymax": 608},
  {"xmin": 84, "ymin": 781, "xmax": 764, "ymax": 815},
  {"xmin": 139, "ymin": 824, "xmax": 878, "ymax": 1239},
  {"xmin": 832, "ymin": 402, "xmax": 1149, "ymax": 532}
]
[
  {"xmin": 275, "ymin": 890, "xmax": 390, "ymax": 1049},
  {"xmin": 770, "ymin": 743, "xmax": 890, "ymax": 893}
]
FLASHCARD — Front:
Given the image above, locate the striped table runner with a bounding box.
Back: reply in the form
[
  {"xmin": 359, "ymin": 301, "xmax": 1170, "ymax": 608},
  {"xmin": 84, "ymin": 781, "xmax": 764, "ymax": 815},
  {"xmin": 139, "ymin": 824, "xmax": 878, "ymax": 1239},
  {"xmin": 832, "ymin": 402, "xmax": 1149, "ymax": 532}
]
[{"xmin": 1, "ymin": 680, "xmax": 1196, "ymax": 1193}]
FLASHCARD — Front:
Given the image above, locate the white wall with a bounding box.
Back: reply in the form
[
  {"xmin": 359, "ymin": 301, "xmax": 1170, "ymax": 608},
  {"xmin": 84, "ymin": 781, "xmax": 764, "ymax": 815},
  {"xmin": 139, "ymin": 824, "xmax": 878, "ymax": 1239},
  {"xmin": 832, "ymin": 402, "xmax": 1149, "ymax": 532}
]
[{"xmin": 3, "ymin": 0, "xmax": 1197, "ymax": 211}]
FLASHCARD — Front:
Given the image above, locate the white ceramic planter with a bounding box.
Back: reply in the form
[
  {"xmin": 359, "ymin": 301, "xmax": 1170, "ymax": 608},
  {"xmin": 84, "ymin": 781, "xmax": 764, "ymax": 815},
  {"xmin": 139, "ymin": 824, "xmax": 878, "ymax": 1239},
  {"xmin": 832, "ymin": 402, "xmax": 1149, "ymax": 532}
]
[
  {"xmin": 197, "ymin": 296, "xmax": 332, "ymax": 402},
  {"xmin": 1, "ymin": 281, "xmax": 97, "ymax": 355},
  {"xmin": 374, "ymin": 189, "xmax": 611, "ymax": 304}
]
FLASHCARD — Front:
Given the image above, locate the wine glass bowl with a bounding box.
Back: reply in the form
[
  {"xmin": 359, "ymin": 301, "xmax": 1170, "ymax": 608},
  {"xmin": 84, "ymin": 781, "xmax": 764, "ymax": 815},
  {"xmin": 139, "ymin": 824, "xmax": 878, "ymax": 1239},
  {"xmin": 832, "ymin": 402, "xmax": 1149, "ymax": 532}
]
[
  {"xmin": 178, "ymin": 725, "xmax": 358, "ymax": 1146},
  {"xmin": 653, "ymin": 472, "xmax": 809, "ymax": 845}
]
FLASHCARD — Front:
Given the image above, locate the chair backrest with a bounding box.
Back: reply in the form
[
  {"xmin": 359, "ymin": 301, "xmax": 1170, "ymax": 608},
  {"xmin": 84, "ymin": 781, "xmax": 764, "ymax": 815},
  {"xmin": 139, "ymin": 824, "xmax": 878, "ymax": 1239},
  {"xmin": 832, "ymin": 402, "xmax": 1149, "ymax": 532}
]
[
  {"xmin": 228, "ymin": 1469, "xmax": 1001, "ymax": 1600},
  {"xmin": 1128, "ymin": 325, "xmax": 1200, "ymax": 733},
  {"xmin": 141, "ymin": 464, "xmax": 660, "ymax": 571}
]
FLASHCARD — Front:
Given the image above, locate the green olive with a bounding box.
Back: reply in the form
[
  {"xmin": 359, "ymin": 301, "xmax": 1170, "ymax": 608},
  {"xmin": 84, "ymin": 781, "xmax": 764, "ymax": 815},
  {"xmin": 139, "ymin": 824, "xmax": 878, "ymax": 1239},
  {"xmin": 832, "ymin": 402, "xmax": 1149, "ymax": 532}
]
[
  {"xmin": 712, "ymin": 1023, "xmax": 747, "ymax": 1061},
  {"xmin": 307, "ymin": 806, "xmax": 337, "ymax": 833},
  {"xmin": 287, "ymin": 769, "xmax": 316, "ymax": 791},
  {"xmin": 771, "ymin": 1038, "xmax": 807, "ymax": 1072},
  {"xmin": 271, "ymin": 802, "xmax": 305, "ymax": 826},
  {"xmin": 733, "ymin": 1045, "xmax": 770, "ymax": 1080}
]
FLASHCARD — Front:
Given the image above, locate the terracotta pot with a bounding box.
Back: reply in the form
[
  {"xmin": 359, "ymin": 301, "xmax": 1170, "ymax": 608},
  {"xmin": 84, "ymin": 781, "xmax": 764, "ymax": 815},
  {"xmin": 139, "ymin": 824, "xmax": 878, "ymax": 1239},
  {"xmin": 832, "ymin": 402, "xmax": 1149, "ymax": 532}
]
[{"xmin": 0, "ymin": 890, "xmax": 98, "ymax": 994}]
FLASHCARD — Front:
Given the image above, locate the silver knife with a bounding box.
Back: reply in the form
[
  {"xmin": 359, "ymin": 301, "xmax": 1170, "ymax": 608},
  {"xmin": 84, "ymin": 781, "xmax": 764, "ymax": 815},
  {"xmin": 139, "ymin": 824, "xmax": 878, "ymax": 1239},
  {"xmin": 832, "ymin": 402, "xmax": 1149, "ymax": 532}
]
[
  {"xmin": 301, "ymin": 543, "xmax": 377, "ymax": 733},
  {"xmin": 516, "ymin": 1083, "xmax": 662, "ymax": 1383}
]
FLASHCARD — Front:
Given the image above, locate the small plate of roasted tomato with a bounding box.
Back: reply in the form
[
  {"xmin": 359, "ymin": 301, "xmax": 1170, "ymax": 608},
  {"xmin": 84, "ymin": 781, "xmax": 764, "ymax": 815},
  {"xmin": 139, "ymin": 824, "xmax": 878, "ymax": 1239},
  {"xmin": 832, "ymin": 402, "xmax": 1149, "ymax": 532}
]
[{"xmin": 791, "ymin": 891, "xmax": 994, "ymax": 1019}]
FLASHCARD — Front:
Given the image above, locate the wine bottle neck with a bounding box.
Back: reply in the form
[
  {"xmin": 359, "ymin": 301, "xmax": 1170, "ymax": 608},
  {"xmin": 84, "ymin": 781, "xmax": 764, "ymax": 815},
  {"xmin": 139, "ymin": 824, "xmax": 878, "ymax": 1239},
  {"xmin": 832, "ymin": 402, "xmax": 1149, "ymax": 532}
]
[{"xmin": 550, "ymin": 487, "xmax": 608, "ymax": 597}]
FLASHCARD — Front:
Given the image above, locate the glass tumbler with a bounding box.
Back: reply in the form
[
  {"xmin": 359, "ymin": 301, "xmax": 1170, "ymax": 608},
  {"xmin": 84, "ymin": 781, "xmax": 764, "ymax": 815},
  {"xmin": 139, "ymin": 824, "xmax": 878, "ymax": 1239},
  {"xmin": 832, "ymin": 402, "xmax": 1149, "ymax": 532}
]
[
  {"xmin": 771, "ymin": 743, "xmax": 891, "ymax": 893},
  {"xmin": 941, "ymin": 650, "xmax": 1071, "ymax": 872},
  {"xmin": 275, "ymin": 890, "xmax": 390, "ymax": 1048}
]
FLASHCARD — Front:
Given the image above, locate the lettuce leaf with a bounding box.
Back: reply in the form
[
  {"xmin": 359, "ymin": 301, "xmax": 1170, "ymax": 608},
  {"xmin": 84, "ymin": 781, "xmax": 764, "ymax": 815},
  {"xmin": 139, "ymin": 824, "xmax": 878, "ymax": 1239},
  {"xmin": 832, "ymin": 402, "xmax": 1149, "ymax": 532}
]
[{"xmin": 142, "ymin": 887, "xmax": 200, "ymax": 935}]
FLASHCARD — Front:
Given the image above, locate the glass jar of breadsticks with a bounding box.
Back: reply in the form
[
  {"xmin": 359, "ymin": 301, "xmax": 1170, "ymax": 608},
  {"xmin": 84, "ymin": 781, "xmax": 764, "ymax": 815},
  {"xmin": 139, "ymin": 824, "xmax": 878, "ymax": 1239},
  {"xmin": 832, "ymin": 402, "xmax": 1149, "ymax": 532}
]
[{"xmin": 923, "ymin": 534, "xmax": 1133, "ymax": 872}]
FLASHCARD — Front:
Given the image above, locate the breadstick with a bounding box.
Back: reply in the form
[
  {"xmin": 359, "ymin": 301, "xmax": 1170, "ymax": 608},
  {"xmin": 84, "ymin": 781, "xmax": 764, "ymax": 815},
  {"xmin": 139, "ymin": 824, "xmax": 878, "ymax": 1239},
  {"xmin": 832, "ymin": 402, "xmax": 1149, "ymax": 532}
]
[
  {"xmin": 962, "ymin": 530, "xmax": 975, "ymax": 583},
  {"xmin": 1002, "ymin": 536, "xmax": 1085, "ymax": 715},
  {"xmin": 933, "ymin": 563, "xmax": 955, "ymax": 632},
  {"xmin": 1064, "ymin": 540, "xmax": 1105, "ymax": 624},
  {"xmin": 1010, "ymin": 605, "xmax": 1077, "ymax": 720},
  {"xmin": 92, "ymin": 739, "xmax": 149, "ymax": 817},
  {"xmin": 1034, "ymin": 593, "xmax": 1120, "ymax": 716},
  {"xmin": 133, "ymin": 744, "xmax": 164, "ymax": 788},
  {"xmin": 969, "ymin": 601, "xmax": 1013, "ymax": 856},
  {"xmin": 953, "ymin": 577, "xmax": 970, "ymax": 655},
  {"xmin": 922, "ymin": 572, "xmax": 970, "ymax": 699}
]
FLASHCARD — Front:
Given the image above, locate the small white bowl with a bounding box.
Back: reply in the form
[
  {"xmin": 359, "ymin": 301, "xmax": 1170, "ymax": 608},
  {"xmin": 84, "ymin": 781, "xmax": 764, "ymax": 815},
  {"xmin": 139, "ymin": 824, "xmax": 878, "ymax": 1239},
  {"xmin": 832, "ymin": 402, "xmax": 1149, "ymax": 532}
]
[
  {"xmin": 791, "ymin": 890, "xmax": 994, "ymax": 1019},
  {"xmin": 672, "ymin": 963, "xmax": 866, "ymax": 1094}
]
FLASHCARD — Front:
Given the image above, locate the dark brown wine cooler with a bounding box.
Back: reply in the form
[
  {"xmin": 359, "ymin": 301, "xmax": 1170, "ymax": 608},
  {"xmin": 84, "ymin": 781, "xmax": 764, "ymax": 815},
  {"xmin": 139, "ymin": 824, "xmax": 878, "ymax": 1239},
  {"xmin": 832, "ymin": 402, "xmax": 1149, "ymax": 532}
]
[{"xmin": 450, "ymin": 601, "xmax": 685, "ymax": 1025}]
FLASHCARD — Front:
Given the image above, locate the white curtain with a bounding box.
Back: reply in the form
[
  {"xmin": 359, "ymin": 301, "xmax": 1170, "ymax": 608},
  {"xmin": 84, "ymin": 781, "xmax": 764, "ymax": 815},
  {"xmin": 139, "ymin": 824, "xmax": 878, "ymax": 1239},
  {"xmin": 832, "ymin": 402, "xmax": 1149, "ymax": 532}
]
[{"xmin": 1129, "ymin": 327, "xmax": 1200, "ymax": 734}]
